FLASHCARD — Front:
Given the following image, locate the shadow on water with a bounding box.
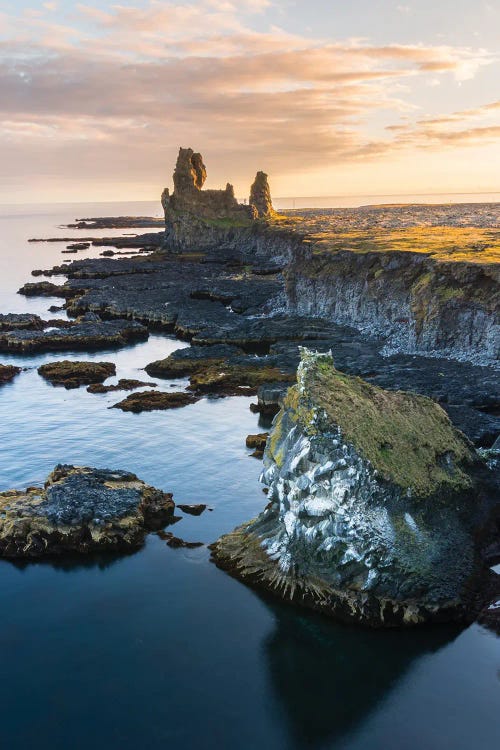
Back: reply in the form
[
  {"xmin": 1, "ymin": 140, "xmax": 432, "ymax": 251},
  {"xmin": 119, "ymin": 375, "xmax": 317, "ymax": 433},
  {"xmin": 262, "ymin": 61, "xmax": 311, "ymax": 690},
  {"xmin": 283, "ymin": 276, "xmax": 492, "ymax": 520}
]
[
  {"xmin": 0, "ymin": 548, "xmax": 136, "ymax": 573},
  {"xmin": 260, "ymin": 593, "xmax": 461, "ymax": 749}
]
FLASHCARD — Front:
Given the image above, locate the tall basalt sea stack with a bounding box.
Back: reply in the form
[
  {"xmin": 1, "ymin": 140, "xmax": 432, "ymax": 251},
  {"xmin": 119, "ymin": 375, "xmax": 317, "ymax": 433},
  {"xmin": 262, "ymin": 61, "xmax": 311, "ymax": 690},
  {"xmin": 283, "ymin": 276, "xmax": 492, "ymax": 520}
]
[
  {"xmin": 211, "ymin": 349, "xmax": 497, "ymax": 627},
  {"xmin": 250, "ymin": 171, "xmax": 274, "ymax": 218}
]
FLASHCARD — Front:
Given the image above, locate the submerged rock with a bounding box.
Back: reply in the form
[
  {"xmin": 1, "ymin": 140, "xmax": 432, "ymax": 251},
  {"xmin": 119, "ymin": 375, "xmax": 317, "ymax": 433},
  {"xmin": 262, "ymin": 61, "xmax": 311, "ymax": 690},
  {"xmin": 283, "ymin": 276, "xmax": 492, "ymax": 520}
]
[
  {"xmin": 0, "ymin": 364, "xmax": 21, "ymax": 385},
  {"xmin": 87, "ymin": 378, "xmax": 157, "ymax": 394},
  {"xmin": 177, "ymin": 504, "xmax": 207, "ymax": 516},
  {"xmin": 112, "ymin": 390, "xmax": 199, "ymax": 412},
  {"xmin": 38, "ymin": 360, "xmax": 116, "ymax": 389},
  {"xmin": 0, "ymin": 464, "xmax": 175, "ymax": 558},
  {"xmin": 212, "ymin": 349, "xmax": 497, "ymax": 627}
]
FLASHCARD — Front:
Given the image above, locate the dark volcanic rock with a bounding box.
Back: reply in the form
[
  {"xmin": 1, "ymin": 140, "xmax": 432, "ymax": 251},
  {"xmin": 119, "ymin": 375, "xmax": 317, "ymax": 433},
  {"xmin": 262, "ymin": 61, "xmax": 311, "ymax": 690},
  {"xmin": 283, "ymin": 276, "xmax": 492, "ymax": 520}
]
[
  {"xmin": 0, "ymin": 464, "xmax": 175, "ymax": 558},
  {"xmin": 0, "ymin": 313, "xmax": 45, "ymax": 331},
  {"xmin": 249, "ymin": 171, "xmax": 274, "ymax": 218},
  {"xmin": 19, "ymin": 280, "xmax": 77, "ymax": 298},
  {"xmin": 212, "ymin": 350, "xmax": 498, "ymax": 628},
  {"xmin": 38, "ymin": 360, "xmax": 116, "ymax": 389},
  {"xmin": 161, "ymin": 531, "xmax": 204, "ymax": 549},
  {"xmin": 66, "ymin": 217, "xmax": 165, "ymax": 230},
  {"xmin": 250, "ymin": 383, "xmax": 289, "ymax": 418},
  {"xmin": 177, "ymin": 504, "xmax": 207, "ymax": 516},
  {"xmin": 146, "ymin": 344, "xmax": 243, "ymax": 378},
  {"xmin": 112, "ymin": 390, "xmax": 199, "ymax": 413},
  {"xmin": 87, "ymin": 378, "xmax": 157, "ymax": 394},
  {"xmin": 0, "ymin": 364, "xmax": 21, "ymax": 385},
  {"xmin": 0, "ymin": 319, "xmax": 148, "ymax": 353},
  {"xmin": 66, "ymin": 242, "xmax": 91, "ymax": 250},
  {"xmin": 22, "ymin": 240, "xmax": 499, "ymax": 446}
]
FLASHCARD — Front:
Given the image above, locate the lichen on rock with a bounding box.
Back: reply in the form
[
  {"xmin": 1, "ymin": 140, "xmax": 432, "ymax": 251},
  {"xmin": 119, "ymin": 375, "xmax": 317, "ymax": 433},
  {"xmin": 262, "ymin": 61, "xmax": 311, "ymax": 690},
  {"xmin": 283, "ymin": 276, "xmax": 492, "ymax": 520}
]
[
  {"xmin": 212, "ymin": 349, "xmax": 496, "ymax": 627},
  {"xmin": 0, "ymin": 465, "xmax": 175, "ymax": 558}
]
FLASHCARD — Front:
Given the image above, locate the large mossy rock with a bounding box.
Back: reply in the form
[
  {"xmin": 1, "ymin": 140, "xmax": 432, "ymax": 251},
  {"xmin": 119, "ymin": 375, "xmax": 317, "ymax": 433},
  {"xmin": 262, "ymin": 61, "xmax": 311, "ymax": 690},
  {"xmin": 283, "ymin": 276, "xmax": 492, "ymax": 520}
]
[
  {"xmin": 0, "ymin": 465, "xmax": 174, "ymax": 558},
  {"xmin": 212, "ymin": 350, "xmax": 496, "ymax": 627}
]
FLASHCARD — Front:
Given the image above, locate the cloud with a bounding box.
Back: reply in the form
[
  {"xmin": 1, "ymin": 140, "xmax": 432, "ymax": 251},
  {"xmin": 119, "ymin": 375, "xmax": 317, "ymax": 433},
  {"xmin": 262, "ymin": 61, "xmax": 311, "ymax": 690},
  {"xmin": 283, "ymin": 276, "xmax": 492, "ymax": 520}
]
[{"xmin": 0, "ymin": 1, "xmax": 498, "ymax": 198}]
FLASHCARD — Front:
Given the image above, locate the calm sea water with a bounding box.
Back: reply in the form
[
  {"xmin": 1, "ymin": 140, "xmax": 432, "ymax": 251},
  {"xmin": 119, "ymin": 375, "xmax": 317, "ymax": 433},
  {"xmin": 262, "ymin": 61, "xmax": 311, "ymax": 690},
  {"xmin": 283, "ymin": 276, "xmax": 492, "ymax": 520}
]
[{"xmin": 0, "ymin": 203, "xmax": 498, "ymax": 750}]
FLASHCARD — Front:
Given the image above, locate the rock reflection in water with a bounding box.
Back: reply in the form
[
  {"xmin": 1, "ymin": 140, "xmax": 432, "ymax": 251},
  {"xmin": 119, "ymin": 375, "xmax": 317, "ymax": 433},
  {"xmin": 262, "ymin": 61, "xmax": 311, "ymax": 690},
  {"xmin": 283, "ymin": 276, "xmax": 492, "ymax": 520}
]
[{"xmin": 263, "ymin": 598, "xmax": 459, "ymax": 748}]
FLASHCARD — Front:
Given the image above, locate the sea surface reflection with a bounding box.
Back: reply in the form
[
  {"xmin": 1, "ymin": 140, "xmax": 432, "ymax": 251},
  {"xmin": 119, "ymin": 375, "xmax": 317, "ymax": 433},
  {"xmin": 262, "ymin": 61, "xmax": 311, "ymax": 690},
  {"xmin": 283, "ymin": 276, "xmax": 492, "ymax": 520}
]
[{"xmin": 0, "ymin": 203, "xmax": 498, "ymax": 750}]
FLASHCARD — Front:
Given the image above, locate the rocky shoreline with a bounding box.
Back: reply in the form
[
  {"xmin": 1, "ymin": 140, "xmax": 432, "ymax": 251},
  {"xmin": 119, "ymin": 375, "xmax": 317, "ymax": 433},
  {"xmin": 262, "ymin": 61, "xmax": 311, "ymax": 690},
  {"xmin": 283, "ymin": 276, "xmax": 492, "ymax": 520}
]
[{"xmin": 1, "ymin": 147, "xmax": 498, "ymax": 629}]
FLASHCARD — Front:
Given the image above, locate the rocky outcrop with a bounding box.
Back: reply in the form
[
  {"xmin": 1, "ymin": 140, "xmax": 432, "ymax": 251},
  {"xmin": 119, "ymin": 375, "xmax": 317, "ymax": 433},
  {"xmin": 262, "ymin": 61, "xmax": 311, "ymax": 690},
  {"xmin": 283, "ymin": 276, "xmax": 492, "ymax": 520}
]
[
  {"xmin": 38, "ymin": 360, "xmax": 116, "ymax": 389},
  {"xmin": 0, "ymin": 364, "xmax": 21, "ymax": 385},
  {"xmin": 162, "ymin": 147, "xmax": 279, "ymax": 253},
  {"xmin": 212, "ymin": 349, "xmax": 497, "ymax": 627},
  {"xmin": 0, "ymin": 313, "xmax": 45, "ymax": 331},
  {"xmin": 250, "ymin": 171, "xmax": 274, "ymax": 218},
  {"xmin": 112, "ymin": 390, "xmax": 199, "ymax": 412},
  {"xmin": 0, "ymin": 464, "xmax": 175, "ymax": 558}
]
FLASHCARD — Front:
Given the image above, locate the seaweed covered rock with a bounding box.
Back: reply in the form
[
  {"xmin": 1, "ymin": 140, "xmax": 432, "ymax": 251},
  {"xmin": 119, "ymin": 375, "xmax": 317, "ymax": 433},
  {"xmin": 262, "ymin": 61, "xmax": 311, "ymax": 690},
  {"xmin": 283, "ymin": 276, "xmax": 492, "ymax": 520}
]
[
  {"xmin": 0, "ymin": 364, "xmax": 21, "ymax": 385},
  {"xmin": 87, "ymin": 378, "xmax": 157, "ymax": 394},
  {"xmin": 38, "ymin": 360, "xmax": 116, "ymax": 389},
  {"xmin": 0, "ymin": 465, "xmax": 175, "ymax": 558},
  {"xmin": 112, "ymin": 390, "xmax": 199, "ymax": 412},
  {"xmin": 147, "ymin": 343, "xmax": 295, "ymax": 397},
  {"xmin": 212, "ymin": 349, "xmax": 497, "ymax": 627}
]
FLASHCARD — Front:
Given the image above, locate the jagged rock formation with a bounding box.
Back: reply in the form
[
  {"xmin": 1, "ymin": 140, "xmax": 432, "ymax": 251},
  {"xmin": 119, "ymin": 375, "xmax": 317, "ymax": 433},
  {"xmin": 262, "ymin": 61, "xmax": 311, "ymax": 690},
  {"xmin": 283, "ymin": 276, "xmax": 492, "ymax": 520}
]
[
  {"xmin": 250, "ymin": 171, "xmax": 274, "ymax": 218},
  {"xmin": 162, "ymin": 147, "xmax": 275, "ymax": 251},
  {"xmin": 212, "ymin": 349, "xmax": 497, "ymax": 627},
  {"xmin": 0, "ymin": 464, "xmax": 175, "ymax": 557}
]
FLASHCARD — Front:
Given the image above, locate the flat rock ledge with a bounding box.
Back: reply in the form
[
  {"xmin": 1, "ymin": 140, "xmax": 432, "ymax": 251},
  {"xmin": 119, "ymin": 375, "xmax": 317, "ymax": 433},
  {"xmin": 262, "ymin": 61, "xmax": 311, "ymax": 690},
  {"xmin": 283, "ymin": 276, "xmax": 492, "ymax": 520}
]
[
  {"xmin": 38, "ymin": 360, "xmax": 116, "ymax": 388},
  {"xmin": 112, "ymin": 390, "xmax": 199, "ymax": 412},
  {"xmin": 0, "ymin": 319, "xmax": 148, "ymax": 353},
  {"xmin": 211, "ymin": 349, "xmax": 499, "ymax": 628},
  {"xmin": 0, "ymin": 465, "xmax": 175, "ymax": 558}
]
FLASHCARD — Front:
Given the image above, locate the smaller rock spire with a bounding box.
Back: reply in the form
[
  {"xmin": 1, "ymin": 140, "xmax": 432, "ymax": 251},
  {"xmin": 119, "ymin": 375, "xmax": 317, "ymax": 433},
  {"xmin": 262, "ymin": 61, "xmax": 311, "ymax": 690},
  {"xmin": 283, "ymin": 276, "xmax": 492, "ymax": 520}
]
[{"xmin": 250, "ymin": 171, "xmax": 274, "ymax": 218}]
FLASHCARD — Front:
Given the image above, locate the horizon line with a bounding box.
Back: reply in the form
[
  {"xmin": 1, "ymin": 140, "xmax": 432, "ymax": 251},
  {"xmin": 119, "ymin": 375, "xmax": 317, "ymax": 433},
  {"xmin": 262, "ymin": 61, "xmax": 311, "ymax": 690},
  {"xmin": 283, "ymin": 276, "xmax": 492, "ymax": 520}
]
[{"xmin": 1, "ymin": 189, "xmax": 500, "ymax": 208}]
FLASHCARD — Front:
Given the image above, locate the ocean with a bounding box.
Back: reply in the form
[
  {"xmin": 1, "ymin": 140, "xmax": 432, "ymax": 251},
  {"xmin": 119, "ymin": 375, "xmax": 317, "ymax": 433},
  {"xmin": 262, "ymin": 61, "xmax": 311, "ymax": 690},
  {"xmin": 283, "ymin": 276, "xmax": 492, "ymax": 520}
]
[{"xmin": 0, "ymin": 202, "xmax": 498, "ymax": 750}]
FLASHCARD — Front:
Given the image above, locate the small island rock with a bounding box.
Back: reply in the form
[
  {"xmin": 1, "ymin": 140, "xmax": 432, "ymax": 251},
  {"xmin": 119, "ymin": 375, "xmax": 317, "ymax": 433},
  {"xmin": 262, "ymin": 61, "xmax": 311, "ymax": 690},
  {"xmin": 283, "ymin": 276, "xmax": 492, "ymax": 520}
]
[{"xmin": 0, "ymin": 464, "xmax": 175, "ymax": 558}]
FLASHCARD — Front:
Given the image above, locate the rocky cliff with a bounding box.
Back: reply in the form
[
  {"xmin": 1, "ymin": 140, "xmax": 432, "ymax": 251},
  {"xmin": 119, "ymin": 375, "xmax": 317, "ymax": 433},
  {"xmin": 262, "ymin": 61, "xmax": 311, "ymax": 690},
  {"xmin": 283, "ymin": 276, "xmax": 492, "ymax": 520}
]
[
  {"xmin": 285, "ymin": 236, "xmax": 499, "ymax": 367},
  {"xmin": 211, "ymin": 349, "xmax": 496, "ymax": 627}
]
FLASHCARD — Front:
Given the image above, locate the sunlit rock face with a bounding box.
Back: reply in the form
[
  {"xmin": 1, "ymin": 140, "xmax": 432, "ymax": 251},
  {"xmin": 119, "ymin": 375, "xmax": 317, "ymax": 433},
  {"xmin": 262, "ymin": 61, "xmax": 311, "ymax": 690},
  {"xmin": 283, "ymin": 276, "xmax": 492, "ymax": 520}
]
[
  {"xmin": 249, "ymin": 171, "xmax": 274, "ymax": 218},
  {"xmin": 162, "ymin": 147, "xmax": 281, "ymax": 253},
  {"xmin": 212, "ymin": 350, "xmax": 496, "ymax": 627}
]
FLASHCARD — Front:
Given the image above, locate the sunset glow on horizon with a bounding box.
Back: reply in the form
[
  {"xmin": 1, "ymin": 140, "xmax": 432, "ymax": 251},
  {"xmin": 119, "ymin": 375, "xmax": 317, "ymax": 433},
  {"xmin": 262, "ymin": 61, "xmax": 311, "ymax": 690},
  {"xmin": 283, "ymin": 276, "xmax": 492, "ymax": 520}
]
[{"xmin": 1, "ymin": 0, "xmax": 499, "ymax": 203}]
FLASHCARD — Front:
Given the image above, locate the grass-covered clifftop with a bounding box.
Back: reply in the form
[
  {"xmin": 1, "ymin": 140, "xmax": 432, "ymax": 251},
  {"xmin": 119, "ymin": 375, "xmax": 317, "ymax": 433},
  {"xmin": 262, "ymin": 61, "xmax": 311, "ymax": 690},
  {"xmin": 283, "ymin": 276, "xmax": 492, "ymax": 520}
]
[{"xmin": 275, "ymin": 351, "xmax": 475, "ymax": 496}]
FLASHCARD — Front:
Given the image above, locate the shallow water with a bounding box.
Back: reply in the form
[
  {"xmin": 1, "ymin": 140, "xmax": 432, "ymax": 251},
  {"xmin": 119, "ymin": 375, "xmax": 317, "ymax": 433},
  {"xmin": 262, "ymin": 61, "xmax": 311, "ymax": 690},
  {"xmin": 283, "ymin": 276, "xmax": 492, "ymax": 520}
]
[{"xmin": 0, "ymin": 204, "xmax": 499, "ymax": 750}]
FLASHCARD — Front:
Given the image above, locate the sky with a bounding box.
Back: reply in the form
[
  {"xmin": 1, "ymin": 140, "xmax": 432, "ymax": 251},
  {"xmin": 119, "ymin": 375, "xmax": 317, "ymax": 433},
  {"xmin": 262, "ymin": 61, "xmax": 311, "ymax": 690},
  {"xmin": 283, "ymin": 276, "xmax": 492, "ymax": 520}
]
[{"xmin": 0, "ymin": 0, "xmax": 499, "ymax": 203}]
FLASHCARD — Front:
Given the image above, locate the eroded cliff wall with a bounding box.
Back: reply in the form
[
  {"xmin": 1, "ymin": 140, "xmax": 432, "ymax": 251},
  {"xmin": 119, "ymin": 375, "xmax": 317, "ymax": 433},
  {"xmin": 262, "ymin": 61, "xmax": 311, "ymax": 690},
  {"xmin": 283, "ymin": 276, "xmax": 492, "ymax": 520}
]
[{"xmin": 285, "ymin": 246, "xmax": 499, "ymax": 366}]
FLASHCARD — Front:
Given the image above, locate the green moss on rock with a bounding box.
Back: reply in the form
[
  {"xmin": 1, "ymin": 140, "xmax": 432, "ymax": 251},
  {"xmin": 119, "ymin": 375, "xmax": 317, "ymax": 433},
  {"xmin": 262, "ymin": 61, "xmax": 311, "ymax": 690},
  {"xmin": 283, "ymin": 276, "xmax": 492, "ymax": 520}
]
[{"xmin": 294, "ymin": 350, "xmax": 475, "ymax": 496}]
